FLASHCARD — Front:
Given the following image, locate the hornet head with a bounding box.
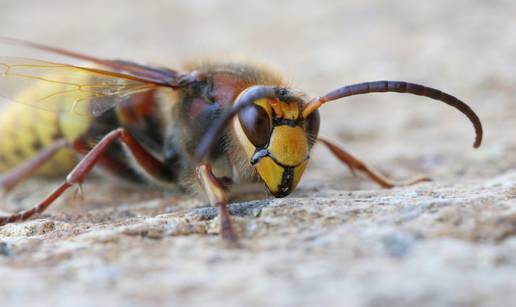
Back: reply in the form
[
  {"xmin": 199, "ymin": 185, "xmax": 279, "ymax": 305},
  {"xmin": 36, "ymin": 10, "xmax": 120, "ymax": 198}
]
[{"xmin": 232, "ymin": 88, "xmax": 320, "ymax": 197}]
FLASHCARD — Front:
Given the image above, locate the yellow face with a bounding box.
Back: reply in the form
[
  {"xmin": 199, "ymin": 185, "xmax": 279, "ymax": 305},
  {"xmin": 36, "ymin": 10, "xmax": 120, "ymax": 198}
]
[{"xmin": 233, "ymin": 97, "xmax": 319, "ymax": 197}]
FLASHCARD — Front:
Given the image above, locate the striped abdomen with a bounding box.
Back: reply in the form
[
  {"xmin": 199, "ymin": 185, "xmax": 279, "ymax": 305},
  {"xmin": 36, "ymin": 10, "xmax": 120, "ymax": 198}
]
[
  {"xmin": 0, "ymin": 70, "xmax": 93, "ymax": 177},
  {"xmin": 0, "ymin": 103, "xmax": 81, "ymax": 176}
]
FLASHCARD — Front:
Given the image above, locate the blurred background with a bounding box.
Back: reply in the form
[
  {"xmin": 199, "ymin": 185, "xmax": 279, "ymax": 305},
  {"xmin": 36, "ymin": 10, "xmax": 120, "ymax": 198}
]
[{"xmin": 1, "ymin": 1, "xmax": 515, "ymax": 306}]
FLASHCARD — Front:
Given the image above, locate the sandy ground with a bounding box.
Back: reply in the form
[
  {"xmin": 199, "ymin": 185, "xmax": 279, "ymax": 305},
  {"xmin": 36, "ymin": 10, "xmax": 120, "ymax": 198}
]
[{"xmin": 1, "ymin": 1, "xmax": 516, "ymax": 306}]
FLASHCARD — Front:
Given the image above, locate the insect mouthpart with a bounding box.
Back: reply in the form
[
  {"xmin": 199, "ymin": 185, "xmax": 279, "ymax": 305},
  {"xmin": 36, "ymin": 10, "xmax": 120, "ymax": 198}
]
[
  {"xmin": 250, "ymin": 148, "xmax": 309, "ymax": 197},
  {"xmin": 250, "ymin": 148, "xmax": 269, "ymax": 165}
]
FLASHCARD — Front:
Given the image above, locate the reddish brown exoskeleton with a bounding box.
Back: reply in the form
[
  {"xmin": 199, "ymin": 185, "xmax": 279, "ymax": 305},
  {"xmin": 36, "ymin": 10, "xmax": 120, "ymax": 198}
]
[{"xmin": 0, "ymin": 37, "xmax": 483, "ymax": 242}]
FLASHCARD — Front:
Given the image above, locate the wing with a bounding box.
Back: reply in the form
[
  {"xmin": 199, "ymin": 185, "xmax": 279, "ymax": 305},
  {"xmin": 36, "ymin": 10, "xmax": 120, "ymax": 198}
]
[
  {"xmin": 0, "ymin": 57, "xmax": 159, "ymax": 116},
  {"xmin": 0, "ymin": 37, "xmax": 185, "ymax": 87}
]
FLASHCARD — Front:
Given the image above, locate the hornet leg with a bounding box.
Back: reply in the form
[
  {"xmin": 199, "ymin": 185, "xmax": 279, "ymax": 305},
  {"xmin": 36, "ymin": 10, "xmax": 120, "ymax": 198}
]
[
  {"xmin": 0, "ymin": 128, "xmax": 176, "ymax": 226},
  {"xmin": 196, "ymin": 163, "xmax": 238, "ymax": 243},
  {"xmin": 0, "ymin": 139, "xmax": 69, "ymax": 192},
  {"xmin": 318, "ymin": 137, "xmax": 430, "ymax": 188}
]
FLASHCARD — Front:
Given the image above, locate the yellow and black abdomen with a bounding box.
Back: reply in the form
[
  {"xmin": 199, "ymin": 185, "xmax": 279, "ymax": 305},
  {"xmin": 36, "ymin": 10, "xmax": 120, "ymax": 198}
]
[
  {"xmin": 0, "ymin": 72, "xmax": 92, "ymax": 177},
  {"xmin": 0, "ymin": 103, "xmax": 78, "ymax": 176}
]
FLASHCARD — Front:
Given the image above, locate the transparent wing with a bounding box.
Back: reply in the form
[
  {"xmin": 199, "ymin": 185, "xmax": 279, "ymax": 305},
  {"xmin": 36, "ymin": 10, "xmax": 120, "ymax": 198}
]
[
  {"xmin": 0, "ymin": 37, "xmax": 181, "ymax": 86},
  {"xmin": 0, "ymin": 57, "xmax": 158, "ymax": 116}
]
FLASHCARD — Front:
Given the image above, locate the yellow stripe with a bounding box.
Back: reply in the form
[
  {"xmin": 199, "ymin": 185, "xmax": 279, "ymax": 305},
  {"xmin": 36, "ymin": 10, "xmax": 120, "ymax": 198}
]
[
  {"xmin": 0, "ymin": 69, "xmax": 95, "ymax": 177},
  {"xmin": 0, "ymin": 103, "xmax": 78, "ymax": 177}
]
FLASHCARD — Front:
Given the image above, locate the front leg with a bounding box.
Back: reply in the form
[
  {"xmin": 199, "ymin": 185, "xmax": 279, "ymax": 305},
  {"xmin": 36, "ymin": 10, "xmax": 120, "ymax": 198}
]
[{"xmin": 196, "ymin": 163, "xmax": 238, "ymax": 242}]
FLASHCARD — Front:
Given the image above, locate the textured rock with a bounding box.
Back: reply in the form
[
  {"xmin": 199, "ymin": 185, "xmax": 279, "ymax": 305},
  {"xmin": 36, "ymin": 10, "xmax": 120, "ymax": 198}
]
[{"xmin": 1, "ymin": 1, "xmax": 516, "ymax": 306}]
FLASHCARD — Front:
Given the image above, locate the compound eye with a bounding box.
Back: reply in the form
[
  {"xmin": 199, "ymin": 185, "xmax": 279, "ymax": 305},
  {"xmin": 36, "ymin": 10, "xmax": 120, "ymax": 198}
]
[
  {"xmin": 238, "ymin": 103, "xmax": 271, "ymax": 147},
  {"xmin": 305, "ymin": 109, "xmax": 320, "ymax": 146}
]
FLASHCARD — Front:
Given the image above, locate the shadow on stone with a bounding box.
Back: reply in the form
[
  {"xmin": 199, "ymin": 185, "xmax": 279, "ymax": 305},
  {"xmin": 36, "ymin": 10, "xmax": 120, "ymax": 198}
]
[{"xmin": 186, "ymin": 199, "xmax": 276, "ymax": 220}]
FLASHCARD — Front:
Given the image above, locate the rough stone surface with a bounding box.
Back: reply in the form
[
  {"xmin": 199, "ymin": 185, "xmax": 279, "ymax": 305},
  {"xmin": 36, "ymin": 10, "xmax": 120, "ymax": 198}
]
[{"xmin": 1, "ymin": 1, "xmax": 516, "ymax": 306}]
